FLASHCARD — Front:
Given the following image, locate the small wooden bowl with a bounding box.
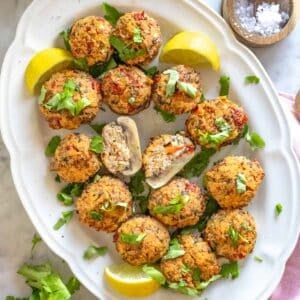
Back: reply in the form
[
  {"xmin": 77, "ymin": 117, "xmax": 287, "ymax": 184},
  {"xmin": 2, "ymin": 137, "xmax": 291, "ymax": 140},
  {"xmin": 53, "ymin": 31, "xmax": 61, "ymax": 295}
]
[{"xmin": 222, "ymin": 0, "xmax": 297, "ymax": 47}]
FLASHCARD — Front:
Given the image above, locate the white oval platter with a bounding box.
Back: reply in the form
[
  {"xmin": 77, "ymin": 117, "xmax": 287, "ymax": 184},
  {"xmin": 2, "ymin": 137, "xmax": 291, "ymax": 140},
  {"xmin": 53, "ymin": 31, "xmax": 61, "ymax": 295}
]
[{"xmin": 1, "ymin": 0, "xmax": 300, "ymax": 299}]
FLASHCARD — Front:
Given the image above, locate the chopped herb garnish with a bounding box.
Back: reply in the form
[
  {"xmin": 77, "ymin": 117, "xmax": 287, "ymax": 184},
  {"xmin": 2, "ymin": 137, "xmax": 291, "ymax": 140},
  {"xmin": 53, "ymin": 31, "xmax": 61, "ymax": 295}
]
[
  {"xmin": 66, "ymin": 276, "xmax": 81, "ymax": 294},
  {"xmin": 83, "ymin": 245, "xmax": 108, "ymax": 260},
  {"xmin": 153, "ymin": 195, "xmax": 189, "ymax": 214},
  {"xmin": 121, "ymin": 233, "xmax": 146, "ymax": 245},
  {"xmin": 45, "ymin": 136, "xmax": 61, "ymax": 157},
  {"xmin": 44, "ymin": 80, "xmax": 90, "ymax": 116},
  {"xmin": 154, "ymin": 106, "xmax": 176, "ymax": 123},
  {"xmin": 220, "ymin": 261, "xmax": 239, "ymax": 279},
  {"xmin": 228, "ymin": 226, "xmax": 239, "ymax": 247},
  {"xmin": 90, "ymin": 135, "xmax": 104, "ymax": 154},
  {"xmin": 89, "ymin": 57, "xmax": 117, "ymax": 78},
  {"xmin": 196, "ymin": 275, "xmax": 222, "ymax": 290},
  {"xmin": 168, "ymin": 280, "xmax": 199, "ymax": 296},
  {"xmin": 180, "ymin": 196, "xmax": 219, "ymax": 234},
  {"xmin": 57, "ymin": 192, "xmax": 73, "ymax": 206},
  {"xmin": 219, "ymin": 75, "xmax": 230, "ymax": 96},
  {"xmin": 236, "ymin": 173, "xmax": 246, "ymax": 193},
  {"xmin": 163, "ymin": 69, "xmax": 180, "ymax": 97},
  {"xmin": 128, "ymin": 170, "xmax": 151, "ymax": 213},
  {"xmin": 143, "ymin": 66, "xmax": 158, "ymax": 77},
  {"xmin": 200, "ymin": 92, "xmax": 206, "ymax": 102},
  {"xmin": 275, "ymin": 203, "xmax": 283, "ymax": 217},
  {"xmin": 89, "ymin": 210, "xmax": 103, "ymax": 220},
  {"xmin": 180, "ymin": 148, "xmax": 216, "ymax": 179},
  {"xmin": 163, "ymin": 238, "xmax": 185, "ymax": 260},
  {"xmin": 73, "ymin": 58, "xmax": 89, "ymax": 71},
  {"xmin": 55, "ymin": 174, "xmax": 61, "ymax": 182},
  {"xmin": 31, "ymin": 233, "xmax": 42, "ymax": 255},
  {"xmin": 60, "ymin": 28, "xmax": 71, "ymax": 51},
  {"xmin": 38, "ymin": 85, "xmax": 47, "ymax": 104},
  {"xmin": 90, "ymin": 123, "xmax": 107, "ymax": 134},
  {"xmin": 177, "ymin": 81, "xmax": 197, "ymax": 98},
  {"xmin": 182, "ymin": 264, "xmax": 191, "ymax": 273},
  {"xmin": 142, "ymin": 265, "xmax": 166, "ymax": 285},
  {"xmin": 192, "ymin": 268, "xmax": 201, "ymax": 281},
  {"xmin": 110, "ymin": 35, "xmax": 146, "ymax": 62},
  {"xmin": 244, "ymin": 126, "xmax": 266, "ymax": 150},
  {"xmin": 128, "ymin": 97, "xmax": 136, "ymax": 104},
  {"xmin": 101, "ymin": 2, "xmax": 123, "ymax": 26},
  {"xmin": 57, "ymin": 183, "xmax": 83, "ymax": 206},
  {"xmin": 241, "ymin": 222, "xmax": 252, "ymax": 231},
  {"xmin": 133, "ymin": 26, "xmax": 143, "ymax": 43},
  {"xmin": 199, "ymin": 117, "xmax": 231, "ymax": 146},
  {"xmin": 254, "ymin": 256, "xmax": 263, "ymax": 262},
  {"xmin": 53, "ymin": 210, "xmax": 74, "ymax": 231},
  {"xmin": 245, "ymin": 75, "xmax": 260, "ymax": 85},
  {"xmin": 15, "ymin": 263, "xmax": 72, "ymax": 299}
]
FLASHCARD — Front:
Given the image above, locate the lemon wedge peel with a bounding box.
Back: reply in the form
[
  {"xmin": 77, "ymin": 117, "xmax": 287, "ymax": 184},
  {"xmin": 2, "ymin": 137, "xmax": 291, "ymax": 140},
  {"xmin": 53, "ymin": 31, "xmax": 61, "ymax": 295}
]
[
  {"xmin": 160, "ymin": 31, "xmax": 220, "ymax": 71},
  {"xmin": 25, "ymin": 48, "xmax": 73, "ymax": 95},
  {"xmin": 104, "ymin": 264, "xmax": 160, "ymax": 297}
]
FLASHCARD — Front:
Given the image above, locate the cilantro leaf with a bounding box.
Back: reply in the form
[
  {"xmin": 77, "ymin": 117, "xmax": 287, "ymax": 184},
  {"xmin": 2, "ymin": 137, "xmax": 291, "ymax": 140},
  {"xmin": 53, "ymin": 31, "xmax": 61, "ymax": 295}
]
[
  {"xmin": 121, "ymin": 233, "xmax": 146, "ymax": 245},
  {"xmin": 180, "ymin": 196, "xmax": 219, "ymax": 234},
  {"xmin": 66, "ymin": 276, "xmax": 80, "ymax": 294},
  {"xmin": 90, "ymin": 123, "xmax": 107, "ymax": 134},
  {"xmin": 180, "ymin": 148, "xmax": 216, "ymax": 179},
  {"xmin": 101, "ymin": 2, "xmax": 123, "ymax": 26},
  {"xmin": 89, "ymin": 210, "xmax": 103, "ymax": 220},
  {"xmin": 38, "ymin": 85, "xmax": 47, "ymax": 104},
  {"xmin": 168, "ymin": 280, "xmax": 199, "ymax": 296},
  {"xmin": 53, "ymin": 210, "xmax": 74, "ymax": 231},
  {"xmin": 196, "ymin": 275, "xmax": 222, "ymax": 290},
  {"xmin": 163, "ymin": 238, "xmax": 185, "ymax": 260},
  {"xmin": 228, "ymin": 226, "xmax": 239, "ymax": 247},
  {"xmin": 154, "ymin": 106, "xmax": 176, "ymax": 122},
  {"xmin": 109, "ymin": 35, "xmax": 146, "ymax": 62},
  {"xmin": 236, "ymin": 173, "xmax": 246, "ymax": 193},
  {"xmin": 31, "ymin": 233, "xmax": 42, "ymax": 255},
  {"xmin": 73, "ymin": 58, "xmax": 89, "ymax": 71},
  {"xmin": 245, "ymin": 75, "xmax": 260, "ymax": 85},
  {"xmin": 254, "ymin": 256, "xmax": 263, "ymax": 262},
  {"xmin": 90, "ymin": 135, "xmax": 104, "ymax": 154},
  {"xmin": 143, "ymin": 66, "xmax": 159, "ymax": 77},
  {"xmin": 17, "ymin": 263, "xmax": 71, "ymax": 300},
  {"xmin": 57, "ymin": 183, "xmax": 83, "ymax": 206},
  {"xmin": 220, "ymin": 261, "xmax": 239, "ymax": 279},
  {"xmin": 142, "ymin": 265, "xmax": 166, "ymax": 285},
  {"xmin": 59, "ymin": 28, "xmax": 71, "ymax": 51},
  {"xmin": 275, "ymin": 203, "xmax": 283, "ymax": 217},
  {"xmin": 133, "ymin": 26, "xmax": 143, "ymax": 43},
  {"xmin": 177, "ymin": 81, "xmax": 197, "ymax": 98},
  {"xmin": 74, "ymin": 97, "xmax": 90, "ymax": 115},
  {"xmin": 45, "ymin": 136, "xmax": 61, "ymax": 157},
  {"xmin": 153, "ymin": 195, "xmax": 189, "ymax": 214},
  {"xmin": 199, "ymin": 117, "xmax": 231, "ymax": 146},
  {"xmin": 129, "ymin": 170, "xmax": 146, "ymax": 195},
  {"xmin": 163, "ymin": 69, "xmax": 180, "ymax": 97},
  {"xmin": 245, "ymin": 126, "xmax": 266, "ymax": 150},
  {"xmin": 83, "ymin": 245, "xmax": 108, "ymax": 260},
  {"xmin": 219, "ymin": 75, "xmax": 230, "ymax": 96},
  {"xmin": 89, "ymin": 57, "xmax": 117, "ymax": 78}
]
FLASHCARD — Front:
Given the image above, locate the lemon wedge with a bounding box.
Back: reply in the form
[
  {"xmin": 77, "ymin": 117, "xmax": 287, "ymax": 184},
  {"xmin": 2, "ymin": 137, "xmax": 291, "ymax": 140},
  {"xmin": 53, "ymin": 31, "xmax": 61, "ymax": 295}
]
[
  {"xmin": 25, "ymin": 48, "xmax": 73, "ymax": 95},
  {"xmin": 160, "ymin": 31, "xmax": 220, "ymax": 70},
  {"xmin": 104, "ymin": 263, "xmax": 160, "ymax": 297}
]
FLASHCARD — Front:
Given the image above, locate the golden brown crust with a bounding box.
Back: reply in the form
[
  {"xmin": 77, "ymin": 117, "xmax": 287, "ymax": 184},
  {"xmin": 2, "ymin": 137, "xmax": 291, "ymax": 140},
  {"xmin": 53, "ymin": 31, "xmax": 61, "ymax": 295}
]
[
  {"xmin": 203, "ymin": 209, "xmax": 257, "ymax": 260},
  {"xmin": 69, "ymin": 16, "xmax": 113, "ymax": 66},
  {"xmin": 152, "ymin": 65, "xmax": 202, "ymax": 115},
  {"xmin": 101, "ymin": 65, "xmax": 153, "ymax": 115},
  {"xmin": 205, "ymin": 156, "xmax": 265, "ymax": 209},
  {"xmin": 76, "ymin": 176, "xmax": 133, "ymax": 232},
  {"xmin": 115, "ymin": 216, "xmax": 170, "ymax": 265},
  {"xmin": 39, "ymin": 70, "xmax": 101, "ymax": 129},
  {"xmin": 112, "ymin": 11, "xmax": 162, "ymax": 65},
  {"xmin": 148, "ymin": 178, "xmax": 205, "ymax": 228},
  {"xmin": 160, "ymin": 233, "xmax": 220, "ymax": 287},
  {"xmin": 51, "ymin": 133, "xmax": 101, "ymax": 183},
  {"xmin": 185, "ymin": 96, "xmax": 248, "ymax": 148}
]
